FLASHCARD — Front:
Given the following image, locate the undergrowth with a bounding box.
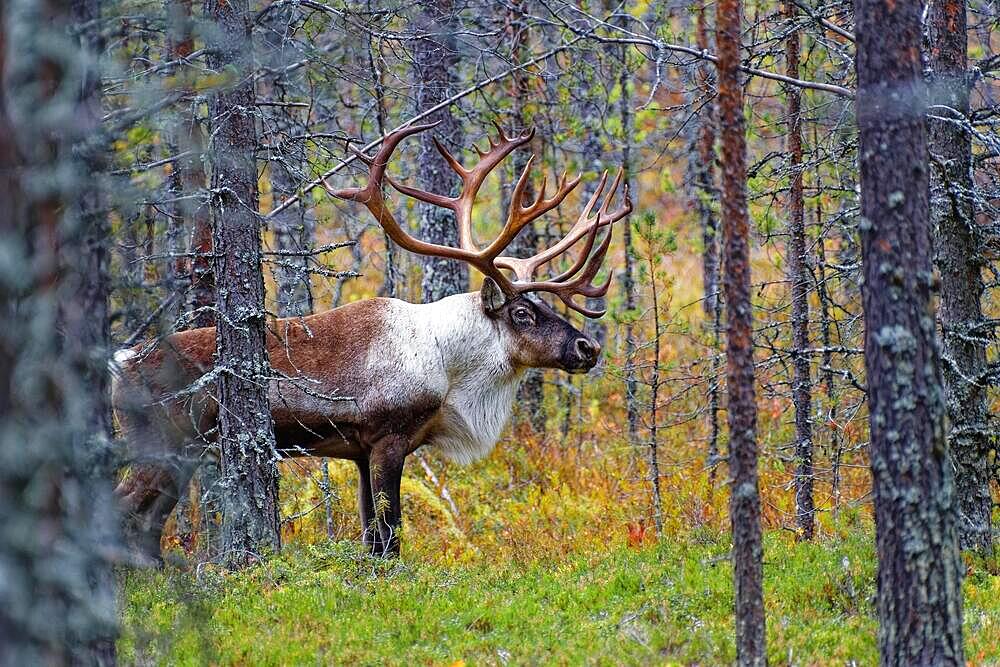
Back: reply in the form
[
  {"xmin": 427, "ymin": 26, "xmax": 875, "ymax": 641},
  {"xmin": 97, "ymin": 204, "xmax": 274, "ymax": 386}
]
[
  {"xmin": 121, "ymin": 529, "xmax": 1000, "ymax": 665},
  {"xmin": 131, "ymin": 233, "xmax": 999, "ymax": 665}
]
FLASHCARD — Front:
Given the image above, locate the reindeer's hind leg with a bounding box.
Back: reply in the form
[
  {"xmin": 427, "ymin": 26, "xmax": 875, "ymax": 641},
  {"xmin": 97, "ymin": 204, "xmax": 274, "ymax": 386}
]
[
  {"xmin": 114, "ymin": 401, "xmax": 200, "ymax": 565},
  {"xmin": 369, "ymin": 440, "xmax": 408, "ymax": 558},
  {"xmin": 116, "ymin": 455, "xmax": 196, "ymax": 565},
  {"xmin": 354, "ymin": 457, "xmax": 384, "ymax": 554}
]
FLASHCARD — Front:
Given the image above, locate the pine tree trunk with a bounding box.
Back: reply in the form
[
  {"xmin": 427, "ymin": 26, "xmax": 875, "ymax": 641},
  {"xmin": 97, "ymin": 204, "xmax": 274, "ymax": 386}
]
[
  {"xmin": 364, "ymin": 4, "xmax": 397, "ymax": 298},
  {"xmin": 180, "ymin": 2, "xmax": 214, "ymax": 332},
  {"xmin": 928, "ymin": 0, "xmax": 992, "ymax": 553},
  {"xmin": 205, "ymin": 0, "xmax": 281, "ymax": 569},
  {"xmin": 506, "ymin": 2, "xmax": 545, "ymax": 433},
  {"xmin": 619, "ymin": 32, "xmax": 639, "ymax": 447},
  {"xmin": 413, "ymin": 0, "xmax": 468, "ymax": 302},
  {"xmin": 70, "ymin": 0, "xmax": 118, "ymax": 660},
  {"xmin": 188, "ymin": 178, "xmax": 215, "ymax": 328},
  {"xmin": 785, "ymin": 3, "xmax": 814, "ymax": 541},
  {"xmin": 717, "ymin": 0, "xmax": 767, "ymax": 662},
  {"xmin": 164, "ymin": 0, "xmax": 203, "ymax": 549},
  {"xmin": 163, "ymin": 0, "xmax": 196, "ymax": 326},
  {"xmin": 263, "ymin": 6, "xmax": 314, "ymax": 319},
  {"xmin": 694, "ymin": 7, "xmax": 720, "ymax": 317},
  {"xmin": 812, "ymin": 165, "xmax": 843, "ymax": 513},
  {"xmin": 1, "ymin": 1, "xmax": 118, "ymax": 661},
  {"xmin": 69, "ymin": 1, "xmax": 118, "ymax": 656},
  {"xmin": 166, "ymin": 0, "xmax": 219, "ymax": 559},
  {"xmin": 693, "ymin": 7, "xmax": 722, "ymax": 478},
  {"xmin": 578, "ymin": 39, "xmax": 607, "ymax": 358},
  {"xmin": 855, "ymin": 0, "xmax": 965, "ymax": 660}
]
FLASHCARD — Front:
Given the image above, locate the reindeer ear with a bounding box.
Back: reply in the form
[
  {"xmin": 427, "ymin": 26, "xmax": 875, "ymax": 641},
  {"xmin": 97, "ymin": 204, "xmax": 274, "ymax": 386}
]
[{"xmin": 480, "ymin": 277, "xmax": 507, "ymax": 314}]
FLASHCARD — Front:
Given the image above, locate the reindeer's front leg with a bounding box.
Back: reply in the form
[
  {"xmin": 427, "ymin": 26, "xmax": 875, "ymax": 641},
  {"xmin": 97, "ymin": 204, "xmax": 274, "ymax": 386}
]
[
  {"xmin": 354, "ymin": 457, "xmax": 383, "ymax": 554},
  {"xmin": 369, "ymin": 439, "xmax": 407, "ymax": 558}
]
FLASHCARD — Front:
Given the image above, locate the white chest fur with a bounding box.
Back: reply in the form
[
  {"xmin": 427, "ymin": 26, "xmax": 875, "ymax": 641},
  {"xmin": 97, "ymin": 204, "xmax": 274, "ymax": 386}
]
[
  {"xmin": 395, "ymin": 294, "xmax": 524, "ymax": 464},
  {"xmin": 431, "ymin": 367, "xmax": 523, "ymax": 463}
]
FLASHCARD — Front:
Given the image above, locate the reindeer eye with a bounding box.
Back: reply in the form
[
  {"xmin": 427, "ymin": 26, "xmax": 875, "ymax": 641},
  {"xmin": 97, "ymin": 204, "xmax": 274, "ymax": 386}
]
[{"xmin": 512, "ymin": 306, "xmax": 534, "ymax": 324}]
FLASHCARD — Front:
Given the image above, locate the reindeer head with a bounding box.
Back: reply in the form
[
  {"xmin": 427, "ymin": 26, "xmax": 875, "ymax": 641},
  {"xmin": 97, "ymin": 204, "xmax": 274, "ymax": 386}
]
[
  {"xmin": 324, "ymin": 122, "xmax": 631, "ymax": 375},
  {"xmin": 479, "ymin": 278, "xmax": 601, "ymax": 373}
]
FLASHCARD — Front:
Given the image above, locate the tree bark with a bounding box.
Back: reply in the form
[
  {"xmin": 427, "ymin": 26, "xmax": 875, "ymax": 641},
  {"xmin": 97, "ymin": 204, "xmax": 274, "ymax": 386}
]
[
  {"xmin": 205, "ymin": 0, "xmax": 281, "ymax": 569},
  {"xmin": 693, "ymin": 7, "xmax": 722, "ymax": 479},
  {"xmin": 365, "ymin": 0, "xmax": 397, "ymax": 299},
  {"xmin": 68, "ymin": 0, "xmax": 118, "ymax": 655},
  {"xmin": 928, "ymin": 0, "xmax": 992, "ymax": 553},
  {"xmin": 163, "ymin": 0, "xmax": 194, "ymax": 326},
  {"xmin": 855, "ymin": 0, "xmax": 965, "ymax": 661},
  {"xmin": 785, "ymin": 3, "xmax": 814, "ymax": 541},
  {"xmin": 412, "ymin": 0, "xmax": 468, "ymax": 302},
  {"xmin": 262, "ymin": 5, "xmax": 314, "ymax": 319},
  {"xmin": 177, "ymin": 1, "xmax": 214, "ymax": 331},
  {"xmin": 619, "ymin": 27, "xmax": 639, "ymax": 447},
  {"xmin": 695, "ymin": 6, "xmax": 720, "ymax": 320},
  {"xmin": 578, "ymin": 35, "xmax": 607, "ymax": 358},
  {"xmin": 506, "ymin": 2, "xmax": 546, "ymax": 432},
  {"xmin": 717, "ymin": 0, "xmax": 767, "ymax": 663},
  {"xmin": 164, "ymin": 0, "xmax": 209, "ymax": 551},
  {"xmin": 1, "ymin": 0, "xmax": 118, "ymax": 661}
]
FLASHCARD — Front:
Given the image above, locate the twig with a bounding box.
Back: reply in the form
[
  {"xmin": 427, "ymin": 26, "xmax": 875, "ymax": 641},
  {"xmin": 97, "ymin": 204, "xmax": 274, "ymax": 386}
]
[{"xmin": 265, "ymin": 35, "xmax": 585, "ymax": 220}]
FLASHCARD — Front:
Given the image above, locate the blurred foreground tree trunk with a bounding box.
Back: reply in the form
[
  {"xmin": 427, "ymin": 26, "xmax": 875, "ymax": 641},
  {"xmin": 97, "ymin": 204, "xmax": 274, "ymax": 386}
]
[
  {"xmin": 0, "ymin": 0, "xmax": 118, "ymax": 662},
  {"xmin": 261, "ymin": 4, "xmax": 326, "ymax": 537},
  {"xmin": 717, "ymin": 0, "xmax": 767, "ymax": 663},
  {"xmin": 928, "ymin": 0, "xmax": 992, "ymax": 553},
  {"xmin": 855, "ymin": 0, "xmax": 965, "ymax": 660},
  {"xmin": 205, "ymin": 0, "xmax": 281, "ymax": 569}
]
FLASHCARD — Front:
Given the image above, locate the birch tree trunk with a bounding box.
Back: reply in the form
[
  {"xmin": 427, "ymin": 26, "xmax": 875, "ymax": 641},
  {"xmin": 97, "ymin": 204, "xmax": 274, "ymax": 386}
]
[
  {"xmin": 928, "ymin": 0, "xmax": 992, "ymax": 553},
  {"xmin": 205, "ymin": 0, "xmax": 282, "ymax": 569},
  {"xmin": 717, "ymin": 0, "xmax": 767, "ymax": 662},
  {"xmin": 855, "ymin": 0, "xmax": 965, "ymax": 660}
]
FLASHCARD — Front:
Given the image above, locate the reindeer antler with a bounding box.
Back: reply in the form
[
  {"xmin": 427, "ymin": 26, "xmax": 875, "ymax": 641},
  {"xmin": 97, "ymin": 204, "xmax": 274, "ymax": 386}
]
[
  {"xmin": 323, "ymin": 122, "xmax": 632, "ymax": 317},
  {"xmin": 497, "ymin": 168, "xmax": 632, "ymax": 317}
]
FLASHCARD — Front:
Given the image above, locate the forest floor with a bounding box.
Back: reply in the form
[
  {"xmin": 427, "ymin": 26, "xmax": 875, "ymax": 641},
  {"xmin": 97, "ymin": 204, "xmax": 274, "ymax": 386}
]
[{"xmin": 121, "ymin": 528, "xmax": 1000, "ymax": 666}]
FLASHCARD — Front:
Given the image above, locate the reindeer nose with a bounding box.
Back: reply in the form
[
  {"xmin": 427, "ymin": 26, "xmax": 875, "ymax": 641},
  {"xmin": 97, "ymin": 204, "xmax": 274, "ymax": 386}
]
[{"xmin": 574, "ymin": 337, "xmax": 600, "ymax": 364}]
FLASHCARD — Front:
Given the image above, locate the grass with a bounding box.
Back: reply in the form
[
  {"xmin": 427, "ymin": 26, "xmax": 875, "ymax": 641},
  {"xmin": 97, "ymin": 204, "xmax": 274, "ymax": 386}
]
[{"xmin": 120, "ymin": 529, "xmax": 1000, "ymax": 666}]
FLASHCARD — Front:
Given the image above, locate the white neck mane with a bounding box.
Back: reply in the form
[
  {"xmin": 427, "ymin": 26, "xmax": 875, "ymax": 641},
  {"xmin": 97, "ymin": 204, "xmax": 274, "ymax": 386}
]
[{"xmin": 408, "ymin": 293, "xmax": 524, "ymax": 464}]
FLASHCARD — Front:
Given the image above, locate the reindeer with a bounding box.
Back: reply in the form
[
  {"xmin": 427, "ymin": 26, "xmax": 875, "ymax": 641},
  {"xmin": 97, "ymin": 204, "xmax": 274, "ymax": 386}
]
[{"xmin": 112, "ymin": 122, "xmax": 631, "ymax": 560}]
